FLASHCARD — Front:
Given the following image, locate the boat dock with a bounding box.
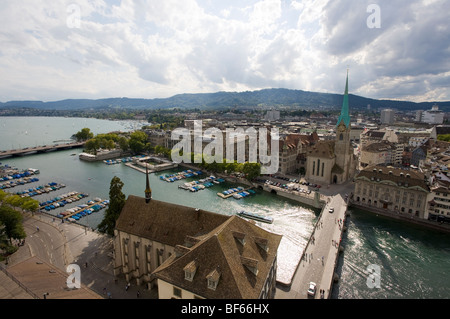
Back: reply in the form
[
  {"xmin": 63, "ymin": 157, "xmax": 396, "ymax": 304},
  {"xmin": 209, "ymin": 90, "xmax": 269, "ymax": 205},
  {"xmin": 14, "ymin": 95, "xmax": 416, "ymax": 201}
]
[
  {"xmin": 60, "ymin": 198, "xmax": 108, "ymax": 220},
  {"xmin": 217, "ymin": 187, "xmax": 255, "ymax": 199},
  {"xmin": 14, "ymin": 182, "xmax": 66, "ymax": 198},
  {"xmin": 39, "ymin": 191, "xmax": 88, "ymax": 211},
  {"xmin": 275, "ymin": 194, "xmax": 348, "ymax": 299}
]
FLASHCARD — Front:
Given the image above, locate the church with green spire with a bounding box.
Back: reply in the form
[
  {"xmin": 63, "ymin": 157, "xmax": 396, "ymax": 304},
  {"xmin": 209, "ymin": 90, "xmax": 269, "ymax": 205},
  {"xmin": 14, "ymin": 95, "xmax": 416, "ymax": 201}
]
[{"xmin": 305, "ymin": 71, "xmax": 357, "ymax": 185}]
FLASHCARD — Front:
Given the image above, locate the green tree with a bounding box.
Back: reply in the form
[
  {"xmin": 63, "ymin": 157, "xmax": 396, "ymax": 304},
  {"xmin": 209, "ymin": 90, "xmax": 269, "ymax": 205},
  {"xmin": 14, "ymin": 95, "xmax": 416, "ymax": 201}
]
[
  {"xmin": 74, "ymin": 128, "xmax": 94, "ymax": 142},
  {"xmin": 129, "ymin": 131, "xmax": 148, "ymax": 154},
  {"xmin": 242, "ymin": 162, "xmax": 261, "ymax": 180},
  {"xmin": 437, "ymin": 134, "xmax": 450, "ymax": 142},
  {"xmin": 84, "ymin": 138, "xmax": 100, "ymax": 154},
  {"xmin": 97, "ymin": 176, "xmax": 126, "ymax": 236},
  {"xmin": 118, "ymin": 136, "xmax": 129, "ymax": 151},
  {"xmin": 0, "ymin": 221, "xmax": 8, "ymax": 248},
  {"xmin": 20, "ymin": 197, "xmax": 39, "ymax": 213},
  {"xmin": 0, "ymin": 205, "xmax": 26, "ymax": 243}
]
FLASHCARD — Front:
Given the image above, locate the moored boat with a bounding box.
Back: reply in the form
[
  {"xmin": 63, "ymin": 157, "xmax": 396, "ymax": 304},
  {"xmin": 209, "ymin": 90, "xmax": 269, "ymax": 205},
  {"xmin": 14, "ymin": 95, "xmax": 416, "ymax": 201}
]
[{"xmin": 237, "ymin": 211, "xmax": 274, "ymax": 224}]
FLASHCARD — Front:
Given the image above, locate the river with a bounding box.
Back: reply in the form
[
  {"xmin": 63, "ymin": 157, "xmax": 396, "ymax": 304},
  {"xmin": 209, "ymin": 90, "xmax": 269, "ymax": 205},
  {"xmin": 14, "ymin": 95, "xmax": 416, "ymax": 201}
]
[{"xmin": 0, "ymin": 116, "xmax": 449, "ymax": 298}]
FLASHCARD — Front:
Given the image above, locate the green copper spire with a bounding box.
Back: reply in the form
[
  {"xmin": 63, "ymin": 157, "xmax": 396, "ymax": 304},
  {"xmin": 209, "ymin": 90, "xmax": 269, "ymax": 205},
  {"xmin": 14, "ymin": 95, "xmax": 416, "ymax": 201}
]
[{"xmin": 336, "ymin": 70, "xmax": 350, "ymax": 128}]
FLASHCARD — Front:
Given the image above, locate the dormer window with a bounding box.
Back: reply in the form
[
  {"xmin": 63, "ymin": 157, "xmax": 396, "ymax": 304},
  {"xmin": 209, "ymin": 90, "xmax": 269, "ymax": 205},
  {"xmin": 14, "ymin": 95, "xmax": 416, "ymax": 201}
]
[
  {"xmin": 254, "ymin": 237, "xmax": 269, "ymax": 253},
  {"xmin": 241, "ymin": 256, "xmax": 259, "ymax": 276},
  {"xmin": 206, "ymin": 269, "xmax": 221, "ymax": 291},
  {"xmin": 232, "ymin": 231, "xmax": 246, "ymax": 245},
  {"xmin": 183, "ymin": 260, "xmax": 197, "ymax": 282}
]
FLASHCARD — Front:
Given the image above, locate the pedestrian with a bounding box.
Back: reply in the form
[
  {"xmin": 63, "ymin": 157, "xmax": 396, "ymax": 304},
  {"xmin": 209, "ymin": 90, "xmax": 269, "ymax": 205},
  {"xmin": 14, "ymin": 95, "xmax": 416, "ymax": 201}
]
[
  {"xmin": 107, "ymin": 292, "xmax": 112, "ymax": 299},
  {"xmin": 137, "ymin": 290, "xmax": 140, "ymax": 298},
  {"xmin": 36, "ymin": 226, "xmax": 39, "ymax": 232},
  {"xmin": 103, "ymin": 287, "xmax": 107, "ymax": 295},
  {"xmin": 85, "ymin": 262, "xmax": 88, "ymax": 268}
]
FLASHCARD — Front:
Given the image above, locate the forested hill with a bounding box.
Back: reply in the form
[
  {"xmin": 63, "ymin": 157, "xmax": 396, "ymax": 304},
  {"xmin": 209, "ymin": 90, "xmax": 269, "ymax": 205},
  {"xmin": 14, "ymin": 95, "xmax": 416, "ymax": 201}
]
[{"xmin": 1, "ymin": 88, "xmax": 449, "ymax": 112}]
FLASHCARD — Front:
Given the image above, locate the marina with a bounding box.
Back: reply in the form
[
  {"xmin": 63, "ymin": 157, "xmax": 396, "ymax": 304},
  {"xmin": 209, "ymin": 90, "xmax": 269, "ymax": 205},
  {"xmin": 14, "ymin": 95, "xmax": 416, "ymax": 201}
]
[
  {"xmin": 61, "ymin": 198, "xmax": 109, "ymax": 221},
  {"xmin": 0, "ymin": 117, "xmax": 449, "ymax": 298},
  {"xmin": 14, "ymin": 182, "xmax": 66, "ymax": 197},
  {"xmin": 39, "ymin": 191, "xmax": 89, "ymax": 211},
  {"xmin": 0, "ymin": 176, "xmax": 40, "ymax": 190},
  {"xmin": 217, "ymin": 186, "xmax": 256, "ymax": 199}
]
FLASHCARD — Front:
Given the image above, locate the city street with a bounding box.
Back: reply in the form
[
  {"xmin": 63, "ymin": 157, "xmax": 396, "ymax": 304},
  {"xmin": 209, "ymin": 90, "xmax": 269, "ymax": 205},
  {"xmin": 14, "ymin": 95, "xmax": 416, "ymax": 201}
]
[{"xmin": 2, "ymin": 212, "xmax": 157, "ymax": 299}]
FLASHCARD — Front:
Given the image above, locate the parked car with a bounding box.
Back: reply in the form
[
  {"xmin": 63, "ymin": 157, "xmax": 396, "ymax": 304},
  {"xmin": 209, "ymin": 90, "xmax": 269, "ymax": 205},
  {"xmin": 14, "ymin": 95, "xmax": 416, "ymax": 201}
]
[{"xmin": 329, "ymin": 207, "xmax": 334, "ymax": 213}]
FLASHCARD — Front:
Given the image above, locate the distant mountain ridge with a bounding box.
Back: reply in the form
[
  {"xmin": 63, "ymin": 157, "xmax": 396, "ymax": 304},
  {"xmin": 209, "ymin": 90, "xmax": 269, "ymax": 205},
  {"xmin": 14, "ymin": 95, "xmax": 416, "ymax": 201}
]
[{"xmin": 1, "ymin": 88, "xmax": 449, "ymax": 112}]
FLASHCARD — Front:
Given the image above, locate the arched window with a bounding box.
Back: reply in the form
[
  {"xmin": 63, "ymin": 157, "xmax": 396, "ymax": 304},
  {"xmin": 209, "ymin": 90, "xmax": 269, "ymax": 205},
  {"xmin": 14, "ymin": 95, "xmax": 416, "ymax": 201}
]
[
  {"xmin": 317, "ymin": 159, "xmax": 321, "ymax": 176},
  {"xmin": 339, "ymin": 133, "xmax": 343, "ymax": 140}
]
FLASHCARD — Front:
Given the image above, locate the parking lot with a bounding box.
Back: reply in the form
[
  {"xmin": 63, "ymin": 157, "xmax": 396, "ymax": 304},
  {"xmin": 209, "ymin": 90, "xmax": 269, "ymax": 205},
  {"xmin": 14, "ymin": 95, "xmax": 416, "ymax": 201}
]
[{"xmin": 255, "ymin": 174, "xmax": 323, "ymax": 194}]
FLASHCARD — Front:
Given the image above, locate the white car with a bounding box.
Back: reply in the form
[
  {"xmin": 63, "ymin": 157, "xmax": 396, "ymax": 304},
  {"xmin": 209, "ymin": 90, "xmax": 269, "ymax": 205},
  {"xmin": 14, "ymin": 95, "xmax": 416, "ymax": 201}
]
[
  {"xmin": 307, "ymin": 282, "xmax": 316, "ymax": 296},
  {"xmin": 329, "ymin": 207, "xmax": 334, "ymax": 213}
]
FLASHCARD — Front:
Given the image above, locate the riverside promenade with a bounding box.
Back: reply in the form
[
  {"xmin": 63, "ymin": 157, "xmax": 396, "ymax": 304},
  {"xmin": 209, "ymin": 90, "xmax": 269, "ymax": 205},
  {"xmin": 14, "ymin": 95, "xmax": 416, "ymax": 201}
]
[{"xmin": 275, "ymin": 181, "xmax": 353, "ymax": 299}]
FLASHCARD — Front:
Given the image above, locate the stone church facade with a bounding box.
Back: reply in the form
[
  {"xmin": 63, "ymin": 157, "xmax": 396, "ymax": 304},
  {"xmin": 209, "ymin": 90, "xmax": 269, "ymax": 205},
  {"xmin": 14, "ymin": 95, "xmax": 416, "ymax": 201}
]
[{"xmin": 305, "ymin": 71, "xmax": 357, "ymax": 185}]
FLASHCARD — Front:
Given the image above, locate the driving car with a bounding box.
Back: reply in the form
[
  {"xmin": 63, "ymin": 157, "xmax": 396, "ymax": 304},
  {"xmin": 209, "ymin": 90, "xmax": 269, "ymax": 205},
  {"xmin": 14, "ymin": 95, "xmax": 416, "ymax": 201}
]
[
  {"xmin": 329, "ymin": 207, "xmax": 334, "ymax": 213},
  {"xmin": 307, "ymin": 282, "xmax": 316, "ymax": 296}
]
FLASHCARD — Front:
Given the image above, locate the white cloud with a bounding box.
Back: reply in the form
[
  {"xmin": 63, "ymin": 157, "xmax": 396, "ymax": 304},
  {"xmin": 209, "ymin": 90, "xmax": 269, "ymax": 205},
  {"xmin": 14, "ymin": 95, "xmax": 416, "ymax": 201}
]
[{"xmin": 0, "ymin": 0, "xmax": 448, "ymax": 103}]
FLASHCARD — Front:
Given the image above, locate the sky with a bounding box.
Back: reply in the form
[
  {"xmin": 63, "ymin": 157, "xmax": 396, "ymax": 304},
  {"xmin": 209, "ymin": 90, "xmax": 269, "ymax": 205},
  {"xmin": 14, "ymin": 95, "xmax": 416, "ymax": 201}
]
[{"xmin": 0, "ymin": 0, "xmax": 449, "ymax": 103}]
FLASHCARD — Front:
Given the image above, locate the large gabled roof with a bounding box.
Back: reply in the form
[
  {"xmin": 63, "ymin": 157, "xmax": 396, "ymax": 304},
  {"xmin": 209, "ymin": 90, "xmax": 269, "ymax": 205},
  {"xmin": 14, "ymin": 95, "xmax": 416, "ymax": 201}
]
[
  {"xmin": 115, "ymin": 195, "xmax": 229, "ymax": 246},
  {"xmin": 152, "ymin": 215, "xmax": 282, "ymax": 299}
]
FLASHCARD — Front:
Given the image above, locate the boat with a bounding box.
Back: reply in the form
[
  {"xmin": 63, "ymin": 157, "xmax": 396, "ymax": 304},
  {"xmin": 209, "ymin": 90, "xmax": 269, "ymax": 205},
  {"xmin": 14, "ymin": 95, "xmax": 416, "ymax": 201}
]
[{"xmin": 237, "ymin": 211, "xmax": 274, "ymax": 224}]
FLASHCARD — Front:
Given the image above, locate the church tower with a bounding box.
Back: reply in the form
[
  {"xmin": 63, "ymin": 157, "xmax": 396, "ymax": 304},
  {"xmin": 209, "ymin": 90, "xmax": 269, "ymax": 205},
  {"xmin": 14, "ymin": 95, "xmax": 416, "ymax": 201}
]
[{"xmin": 334, "ymin": 70, "xmax": 353, "ymax": 183}]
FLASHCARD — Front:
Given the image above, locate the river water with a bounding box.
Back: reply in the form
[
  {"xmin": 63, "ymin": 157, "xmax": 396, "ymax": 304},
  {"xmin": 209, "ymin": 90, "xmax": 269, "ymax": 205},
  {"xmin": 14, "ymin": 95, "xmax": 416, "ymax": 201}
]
[{"xmin": 0, "ymin": 116, "xmax": 449, "ymax": 298}]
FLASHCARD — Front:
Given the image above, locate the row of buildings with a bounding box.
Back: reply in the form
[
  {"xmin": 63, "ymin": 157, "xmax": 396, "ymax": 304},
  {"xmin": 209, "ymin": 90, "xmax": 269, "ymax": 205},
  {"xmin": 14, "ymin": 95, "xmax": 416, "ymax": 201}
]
[
  {"xmin": 111, "ymin": 72, "xmax": 449, "ymax": 299},
  {"xmin": 380, "ymin": 104, "xmax": 445, "ymax": 125}
]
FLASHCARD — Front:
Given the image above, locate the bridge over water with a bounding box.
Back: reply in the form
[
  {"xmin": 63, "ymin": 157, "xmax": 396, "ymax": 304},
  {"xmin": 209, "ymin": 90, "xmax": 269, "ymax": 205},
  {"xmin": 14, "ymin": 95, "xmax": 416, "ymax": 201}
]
[{"xmin": 0, "ymin": 142, "xmax": 84, "ymax": 158}]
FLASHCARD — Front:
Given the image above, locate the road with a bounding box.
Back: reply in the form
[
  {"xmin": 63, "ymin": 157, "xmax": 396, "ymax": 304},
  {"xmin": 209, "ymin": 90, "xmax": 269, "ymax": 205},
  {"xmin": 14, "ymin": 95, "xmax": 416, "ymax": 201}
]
[
  {"xmin": 4, "ymin": 212, "xmax": 157, "ymax": 299},
  {"xmin": 275, "ymin": 180, "xmax": 353, "ymax": 299}
]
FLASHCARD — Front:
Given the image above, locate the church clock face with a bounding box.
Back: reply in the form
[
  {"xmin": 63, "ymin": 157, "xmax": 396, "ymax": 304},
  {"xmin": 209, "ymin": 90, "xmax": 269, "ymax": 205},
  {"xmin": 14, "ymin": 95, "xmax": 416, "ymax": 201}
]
[{"xmin": 338, "ymin": 124, "xmax": 346, "ymax": 132}]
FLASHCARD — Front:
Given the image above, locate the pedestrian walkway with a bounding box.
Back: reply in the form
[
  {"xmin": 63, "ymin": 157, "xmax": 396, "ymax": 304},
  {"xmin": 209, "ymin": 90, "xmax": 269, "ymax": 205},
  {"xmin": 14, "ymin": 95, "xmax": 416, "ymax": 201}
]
[
  {"xmin": 276, "ymin": 193, "xmax": 348, "ymax": 299},
  {"xmin": 1, "ymin": 212, "xmax": 158, "ymax": 299},
  {"xmin": 0, "ymin": 269, "xmax": 34, "ymax": 299}
]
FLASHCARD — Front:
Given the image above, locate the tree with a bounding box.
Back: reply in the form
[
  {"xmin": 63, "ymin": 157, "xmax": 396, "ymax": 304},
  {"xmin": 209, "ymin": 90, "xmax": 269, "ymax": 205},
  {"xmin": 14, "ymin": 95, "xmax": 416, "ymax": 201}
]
[
  {"xmin": 0, "ymin": 205, "xmax": 26, "ymax": 243},
  {"xmin": 84, "ymin": 138, "xmax": 100, "ymax": 154},
  {"xmin": 118, "ymin": 136, "xmax": 129, "ymax": 152},
  {"xmin": 74, "ymin": 128, "xmax": 94, "ymax": 142},
  {"xmin": 242, "ymin": 162, "xmax": 261, "ymax": 180},
  {"xmin": 129, "ymin": 131, "xmax": 148, "ymax": 154},
  {"xmin": 97, "ymin": 176, "xmax": 126, "ymax": 236},
  {"xmin": 0, "ymin": 221, "xmax": 9, "ymax": 248}
]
